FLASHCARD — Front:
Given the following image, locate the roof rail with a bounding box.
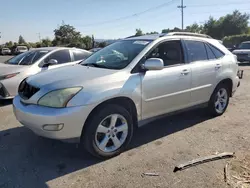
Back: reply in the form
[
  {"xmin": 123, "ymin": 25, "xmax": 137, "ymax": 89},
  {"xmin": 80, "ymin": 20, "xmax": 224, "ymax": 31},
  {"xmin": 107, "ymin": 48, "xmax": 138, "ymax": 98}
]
[{"xmin": 166, "ymin": 32, "xmax": 212, "ymax": 39}]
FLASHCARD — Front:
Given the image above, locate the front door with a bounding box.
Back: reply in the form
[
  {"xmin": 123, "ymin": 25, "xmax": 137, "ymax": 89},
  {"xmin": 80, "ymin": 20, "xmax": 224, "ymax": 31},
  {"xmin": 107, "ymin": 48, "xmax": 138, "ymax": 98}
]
[
  {"xmin": 41, "ymin": 49, "xmax": 74, "ymax": 71},
  {"xmin": 141, "ymin": 40, "xmax": 192, "ymax": 120}
]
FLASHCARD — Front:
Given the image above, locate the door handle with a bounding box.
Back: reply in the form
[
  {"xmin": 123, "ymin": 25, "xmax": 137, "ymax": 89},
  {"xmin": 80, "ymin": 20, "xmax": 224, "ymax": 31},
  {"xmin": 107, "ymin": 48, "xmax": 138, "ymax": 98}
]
[
  {"xmin": 215, "ymin": 64, "xmax": 222, "ymax": 70},
  {"xmin": 181, "ymin": 69, "xmax": 190, "ymax": 75}
]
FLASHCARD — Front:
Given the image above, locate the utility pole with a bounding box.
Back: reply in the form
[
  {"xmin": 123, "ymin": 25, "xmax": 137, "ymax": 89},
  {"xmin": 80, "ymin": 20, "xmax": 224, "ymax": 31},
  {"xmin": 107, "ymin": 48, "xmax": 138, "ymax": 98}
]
[
  {"xmin": 177, "ymin": 0, "xmax": 186, "ymax": 30},
  {"xmin": 37, "ymin": 33, "xmax": 41, "ymax": 42}
]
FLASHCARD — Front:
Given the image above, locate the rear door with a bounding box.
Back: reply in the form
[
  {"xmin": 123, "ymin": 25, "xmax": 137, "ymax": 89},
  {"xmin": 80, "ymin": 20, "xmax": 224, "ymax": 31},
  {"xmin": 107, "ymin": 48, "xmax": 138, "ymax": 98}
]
[{"xmin": 183, "ymin": 39, "xmax": 221, "ymax": 105}]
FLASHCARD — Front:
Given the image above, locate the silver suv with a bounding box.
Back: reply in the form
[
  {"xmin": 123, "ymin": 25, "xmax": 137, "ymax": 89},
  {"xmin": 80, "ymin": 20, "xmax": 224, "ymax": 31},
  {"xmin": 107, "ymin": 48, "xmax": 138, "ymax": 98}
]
[{"xmin": 13, "ymin": 32, "xmax": 241, "ymax": 158}]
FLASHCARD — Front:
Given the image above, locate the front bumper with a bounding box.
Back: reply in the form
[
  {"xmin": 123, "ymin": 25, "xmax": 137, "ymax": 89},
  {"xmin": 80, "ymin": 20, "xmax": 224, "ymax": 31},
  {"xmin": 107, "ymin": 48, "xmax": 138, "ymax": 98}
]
[{"xmin": 13, "ymin": 95, "xmax": 95, "ymax": 143}]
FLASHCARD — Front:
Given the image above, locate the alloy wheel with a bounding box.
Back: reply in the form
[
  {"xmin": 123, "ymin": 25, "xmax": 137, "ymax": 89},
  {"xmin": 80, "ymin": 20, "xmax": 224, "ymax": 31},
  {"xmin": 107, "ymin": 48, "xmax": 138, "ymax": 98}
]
[{"xmin": 95, "ymin": 114, "xmax": 128, "ymax": 153}]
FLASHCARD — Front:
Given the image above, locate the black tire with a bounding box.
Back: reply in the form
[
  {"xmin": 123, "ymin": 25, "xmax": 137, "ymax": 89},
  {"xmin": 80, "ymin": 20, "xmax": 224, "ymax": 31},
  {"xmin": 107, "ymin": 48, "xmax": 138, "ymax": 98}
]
[
  {"xmin": 82, "ymin": 104, "xmax": 134, "ymax": 159},
  {"xmin": 208, "ymin": 83, "xmax": 230, "ymax": 116}
]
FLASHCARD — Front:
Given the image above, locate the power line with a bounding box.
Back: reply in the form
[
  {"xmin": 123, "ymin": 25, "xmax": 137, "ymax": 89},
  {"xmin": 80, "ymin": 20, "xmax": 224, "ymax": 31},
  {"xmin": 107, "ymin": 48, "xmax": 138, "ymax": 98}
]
[
  {"xmin": 177, "ymin": 0, "xmax": 186, "ymax": 30},
  {"xmin": 74, "ymin": 0, "xmax": 178, "ymax": 27}
]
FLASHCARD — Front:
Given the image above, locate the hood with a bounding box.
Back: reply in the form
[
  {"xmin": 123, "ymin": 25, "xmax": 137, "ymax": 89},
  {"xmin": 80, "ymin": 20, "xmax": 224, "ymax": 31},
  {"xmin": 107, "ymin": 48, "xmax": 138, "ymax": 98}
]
[
  {"xmin": 27, "ymin": 64, "xmax": 124, "ymax": 89},
  {"xmin": 0, "ymin": 63, "xmax": 29, "ymax": 76},
  {"xmin": 232, "ymin": 49, "xmax": 250, "ymax": 54}
]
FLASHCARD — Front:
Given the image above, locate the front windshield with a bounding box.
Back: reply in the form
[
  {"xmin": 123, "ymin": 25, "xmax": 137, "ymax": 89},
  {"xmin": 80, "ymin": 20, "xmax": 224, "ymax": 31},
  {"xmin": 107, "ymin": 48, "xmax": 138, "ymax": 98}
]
[
  {"xmin": 5, "ymin": 50, "xmax": 49, "ymax": 65},
  {"xmin": 81, "ymin": 40, "xmax": 151, "ymax": 69},
  {"xmin": 238, "ymin": 43, "xmax": 250, "ymax": 49}
]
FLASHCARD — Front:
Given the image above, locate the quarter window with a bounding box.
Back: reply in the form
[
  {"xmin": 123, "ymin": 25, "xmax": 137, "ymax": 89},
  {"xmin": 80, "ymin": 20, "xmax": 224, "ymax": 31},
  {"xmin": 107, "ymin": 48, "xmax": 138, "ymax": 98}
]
[
  {"xmin": 185, "ymin": 40, "xmax": 208, "ymax": 62},
  {"xmin": 205, "ymin": 43, "xmax": 216, "ymax": 60},
  {"xmin": 45, "ymin": 49, "xmax": 71, "ymax": 64},
  {"xmin": 209, "ymin": 44, "xmax": 225, "ymax": 59}
]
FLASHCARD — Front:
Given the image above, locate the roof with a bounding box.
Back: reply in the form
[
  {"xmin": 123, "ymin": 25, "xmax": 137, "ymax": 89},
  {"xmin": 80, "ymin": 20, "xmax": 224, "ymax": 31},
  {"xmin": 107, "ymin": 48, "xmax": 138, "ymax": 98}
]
[
  {"xmin": 125, "ymin": 34, "xmax": 161, "ymax": 40},
  {"xmin": 125, "ymin": 32, "xmax": 212, "ymax": 41},
  {"xmin": 30, "ymin": 47, "xmax": 89, "ymax": 51}
]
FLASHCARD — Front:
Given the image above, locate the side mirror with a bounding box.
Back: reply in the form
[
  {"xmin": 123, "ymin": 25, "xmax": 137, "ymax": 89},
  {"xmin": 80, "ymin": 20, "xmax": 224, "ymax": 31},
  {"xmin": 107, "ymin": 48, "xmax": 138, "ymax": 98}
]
[
  {"xmin": 142, "ymin": 58, "xmax": 164, "ymax": 71},
  {"xmin": 47, "ymin": 59, "xmax": 58, "ymax": 65},
  {"xmin": 43, "ymin": 59, "xmax": 58, "ymax": 67}
]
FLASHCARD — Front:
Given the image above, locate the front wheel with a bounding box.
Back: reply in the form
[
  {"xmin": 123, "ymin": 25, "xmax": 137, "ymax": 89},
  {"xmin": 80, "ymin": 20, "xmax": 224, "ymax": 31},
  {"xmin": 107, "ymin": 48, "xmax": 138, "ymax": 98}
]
[
  {"xmin": 208, "ymin": 83, "xmax": 230, "ymax": 116},
  {"xmin": 82, "ymin": 104, "xmax": 134, "ymax": 159}
]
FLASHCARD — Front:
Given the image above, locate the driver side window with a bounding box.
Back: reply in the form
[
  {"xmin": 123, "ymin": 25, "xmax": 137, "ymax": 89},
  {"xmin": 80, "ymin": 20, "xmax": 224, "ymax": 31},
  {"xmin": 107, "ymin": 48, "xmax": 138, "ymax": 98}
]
[
  {"xmin": 147, "ymin": 40, "xmax": 184, "ymax": 66},
  {"xmin": 44, "ymin": 49, "xmax": 71, "ymax": 64}
]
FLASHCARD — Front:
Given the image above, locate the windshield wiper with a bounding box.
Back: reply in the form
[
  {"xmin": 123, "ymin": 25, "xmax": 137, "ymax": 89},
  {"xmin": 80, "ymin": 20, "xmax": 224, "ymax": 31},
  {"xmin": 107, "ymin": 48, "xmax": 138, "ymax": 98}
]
[{"xmin": 82, "ymin": 63, "xmax": 108, "ymax": 68}]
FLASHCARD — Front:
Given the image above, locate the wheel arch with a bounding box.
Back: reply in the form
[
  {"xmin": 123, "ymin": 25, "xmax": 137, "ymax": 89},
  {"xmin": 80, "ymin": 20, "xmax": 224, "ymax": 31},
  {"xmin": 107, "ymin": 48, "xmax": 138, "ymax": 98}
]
[
  {"xmin": 215, "ymin": 78, "xmax": 233, "ymax": 97},
  {"xmin": 81, "ymin": 96, "xmax": 139, "ymax": 139}
]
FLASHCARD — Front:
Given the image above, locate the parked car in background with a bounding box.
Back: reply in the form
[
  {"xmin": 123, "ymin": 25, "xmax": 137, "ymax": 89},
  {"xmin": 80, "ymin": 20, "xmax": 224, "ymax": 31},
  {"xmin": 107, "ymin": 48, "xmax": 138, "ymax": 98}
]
[
  {"xmin": 0, "ymin": 47, "xmax": 11, "ymax": 55},
  {"xmin": 13, "ymin": 45, "xmax": 29, "ymax": 55},
  {"xmin": 13, "ymin": 32, "xmax": 241, "ymax": 158},
  {"xmin": 0, "ymin": 47, "xmax": 91, "ymax": 99},
  {"xmin": 232, "ymin": 41, "xmax": 250, "ymax": 63}
]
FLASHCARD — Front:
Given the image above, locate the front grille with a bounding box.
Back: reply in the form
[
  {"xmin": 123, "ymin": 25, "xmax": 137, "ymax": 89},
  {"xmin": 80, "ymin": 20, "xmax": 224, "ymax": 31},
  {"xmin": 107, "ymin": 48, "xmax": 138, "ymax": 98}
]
[
  {"xmin": 0, "ymin": 83, "xmax": 9, "ymax": 98},
  {"xmin": 18, "ymin": 79, "xmax": 40, "ymax": 100}
]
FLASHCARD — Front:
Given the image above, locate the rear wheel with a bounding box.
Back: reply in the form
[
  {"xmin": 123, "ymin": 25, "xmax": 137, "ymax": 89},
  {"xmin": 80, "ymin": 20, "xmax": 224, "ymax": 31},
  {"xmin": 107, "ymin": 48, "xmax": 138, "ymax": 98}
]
[
  {"xmin": 208, "ymin": 83, "xmax": 230, "ymax": 116},
  {"xmin": 82, "ymin": 104, "xmax": 133, "ymax": 159}
]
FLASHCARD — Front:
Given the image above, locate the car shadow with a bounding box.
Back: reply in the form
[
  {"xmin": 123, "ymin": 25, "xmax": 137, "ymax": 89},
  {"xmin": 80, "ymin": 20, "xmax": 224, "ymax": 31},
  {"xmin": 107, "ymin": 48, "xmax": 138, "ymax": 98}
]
[
  {"xmin": 0, "ymin": 108, "xmax": 211, "ymax": 187},
  {"xmin": 0, "ymin": 99, "xmax": 13, "ymax": 107}
]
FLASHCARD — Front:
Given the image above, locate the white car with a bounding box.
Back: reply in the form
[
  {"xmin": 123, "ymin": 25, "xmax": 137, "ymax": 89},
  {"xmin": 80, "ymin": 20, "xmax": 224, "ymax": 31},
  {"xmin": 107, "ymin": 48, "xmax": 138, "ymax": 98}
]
[
  {"xmin": 13, "ymin": 32, "xmax": 241, "ymax": 158},
  {"xmin": 0, "ymin": 47, "xmax": 91, "ymax": 99},
  {"xmin": 14, "ymin": 46, "xmax": 28, "ymax": 55}
]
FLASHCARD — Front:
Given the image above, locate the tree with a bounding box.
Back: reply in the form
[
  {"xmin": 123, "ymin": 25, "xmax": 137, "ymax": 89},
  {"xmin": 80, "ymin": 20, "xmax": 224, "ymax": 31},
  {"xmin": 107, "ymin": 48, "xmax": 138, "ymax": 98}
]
[
  {"xmin": 135, "ymin": 28, "xmax": 143, "ymax": 36},
  {"xmin": 98, "ymin": 41, "xmax": 107, "ymax": 48},
  {"xmin": 185, "ymin": 23, "xmax": 203, "ymax": 33},
  {"xmin": 41, "ymin": 38, "xmax": 52, "ymax": 47},
  {"xmin": 5, "ymin": 41, "xmax": 13, "ymax": 48},
  {"xmin": 92, "ymin": 35, "xmax": 95, "ymax": 48},
  {"xmin": 53, "ymin": 23, "xmax": 82, "ymax": 46},
  {"xmin": 18, "ymin": 35, "xmax": 26, "ymax": 44},
  {"xmin": 203, "ymin": 10, "xmax": 249, "ymax": 39},
  {"xmin": 81, "ymin": 36, "xmax": 92, "ymax": 49},
  {"xmin": 161, "ymin": 27, "xmax": 181, "ymax": 33}
]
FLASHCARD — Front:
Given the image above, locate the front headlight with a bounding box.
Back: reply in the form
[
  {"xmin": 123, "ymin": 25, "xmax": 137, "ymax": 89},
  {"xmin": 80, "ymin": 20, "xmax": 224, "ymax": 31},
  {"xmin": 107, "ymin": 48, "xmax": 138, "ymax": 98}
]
[
  {"xmin": 0, "ymin": 72, "xmax": 20, "ymax": 80},
  {"xmin": 38, "ymin": 87, "xmax": 82, "ymax": 108}
]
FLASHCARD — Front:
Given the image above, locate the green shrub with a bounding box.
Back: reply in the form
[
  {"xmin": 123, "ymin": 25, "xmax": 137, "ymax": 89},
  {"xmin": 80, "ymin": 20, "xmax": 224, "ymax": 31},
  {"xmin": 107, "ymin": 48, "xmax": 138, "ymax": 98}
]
[{"xmin": 223, "ymin": 34, "xmax": 250, "ymax": 47}]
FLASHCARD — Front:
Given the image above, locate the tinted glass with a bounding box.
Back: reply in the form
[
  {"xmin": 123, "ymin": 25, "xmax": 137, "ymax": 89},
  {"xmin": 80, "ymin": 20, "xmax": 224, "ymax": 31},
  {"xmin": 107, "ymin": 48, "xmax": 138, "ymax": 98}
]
[
  {"xmin": 209, "ymin": 44, "xmax": 225, "ymax": 59},
  {"xmin": 81, "ymin": 40, "xmax": 151, "ymax": 70},
  {"xmin": 205, "ymin": 43, "xmax": 216, "ymax": 60},
  {"xmin": 73, "ymin": 50, "xmax": 91, "ymax": 61},
  {"xmin": 45, "ymin": 49, "xmax": 71, "ymax": 64},
  {"xmin": 185, "ymin": 40, "xmax": 208, "ymax": 62},
  {"xmin": 238, "ymin": 43, "xmax": 250, "ymax": 49},
  {"xmin": 5, "ymin": 50, "xmax": 49, "ymax": 65},
  {"xmin": 147, "ymin": 40, "xmax": 183, "ymax": 66}
]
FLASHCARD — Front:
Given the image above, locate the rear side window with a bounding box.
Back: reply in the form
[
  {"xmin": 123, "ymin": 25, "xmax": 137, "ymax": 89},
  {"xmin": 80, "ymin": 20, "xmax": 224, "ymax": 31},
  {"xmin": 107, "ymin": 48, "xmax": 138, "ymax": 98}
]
[
  {"xmin": 184, "ymin": 40, "xmax": 208, "ymax": 62},
  {"xmin": 73, "ymin": 50, "xmax": 91, "ymax": 61},
  {"xmin": 205, "ymin": 44, "xmax": 216, "ymax": 60},
  {"xmin": 209, "ymin": 44, "xmax": 225, "ymax": 59}
]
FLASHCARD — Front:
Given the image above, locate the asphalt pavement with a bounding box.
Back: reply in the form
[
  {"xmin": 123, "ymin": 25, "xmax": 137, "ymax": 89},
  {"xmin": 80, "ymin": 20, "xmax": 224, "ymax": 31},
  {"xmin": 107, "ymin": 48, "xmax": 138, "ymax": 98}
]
[{"xmin": 0, "ymin": 55, "xmax": 13, "ymax": 63}]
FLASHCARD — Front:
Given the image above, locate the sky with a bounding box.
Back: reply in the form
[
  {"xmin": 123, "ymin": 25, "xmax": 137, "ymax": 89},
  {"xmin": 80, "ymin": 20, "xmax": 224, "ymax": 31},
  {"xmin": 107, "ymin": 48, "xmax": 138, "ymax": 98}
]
[{"xmin": 0, "ymin": 0, "xmax": 250, "ymax": 43}]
